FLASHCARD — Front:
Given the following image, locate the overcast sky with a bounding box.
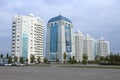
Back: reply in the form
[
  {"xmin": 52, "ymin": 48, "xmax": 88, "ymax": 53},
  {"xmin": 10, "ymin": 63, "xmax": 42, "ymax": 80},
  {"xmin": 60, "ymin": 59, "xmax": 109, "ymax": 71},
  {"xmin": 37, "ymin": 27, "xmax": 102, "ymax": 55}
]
[{"xmin": 0, "ymin": 0, "xmax": 120, "ymax": 54}]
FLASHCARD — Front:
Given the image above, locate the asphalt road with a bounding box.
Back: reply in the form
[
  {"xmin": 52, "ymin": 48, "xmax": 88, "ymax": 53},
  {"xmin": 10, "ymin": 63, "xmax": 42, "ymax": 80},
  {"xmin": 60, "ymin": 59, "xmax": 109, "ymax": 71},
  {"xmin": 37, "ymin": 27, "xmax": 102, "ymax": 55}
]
[{"xmin": 0, "ymin": 66, "xmax": 120, "ymax": 80}]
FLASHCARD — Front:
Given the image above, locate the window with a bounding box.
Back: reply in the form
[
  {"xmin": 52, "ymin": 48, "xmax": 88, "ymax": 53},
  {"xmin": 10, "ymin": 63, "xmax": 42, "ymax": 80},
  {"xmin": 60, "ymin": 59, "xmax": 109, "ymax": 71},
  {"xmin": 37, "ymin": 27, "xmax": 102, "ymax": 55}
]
[
  {"xmin": 12, "ymin": 43, "xmax": 15, "ymax": 45},
  {"xmin": 12, "ymin": 50, "xmax": 15, "ymax": 52},
  {"xmin": 13, "ymin": 26, "xmax": 16, "ymax": 28},
  {"xmin": 12, "ymin": 33, "xmax": 15, "ymax": 35},
  {"xmin": 55, "ymin": 22, "xmax": 57, "ymax": 25},
  {"xmin": 12, "ymin": 36, "xmax": 15, "ymax": 38},
  {"xmin": 65, "ymin": 23, "xmax": 67, "ymax": 26},
  {"xmin": 12, "ymin": 40, "xmax": 15, "ymax": 41},
  {"xmin": 51, "ymin": 23, "xmax": 53, "ymax": 26},
  {"xmin": 17, "ymin": 50, "xmax": 19, "ymax": 52},
  {"xmin": 68, "ymin": 24, "xmax": 70, "ymax": 26},
  {"xmin": 12, "ymin": 47, "xmax": 15, "ymax": 48},
  {"xmin": 13, "ymin": 22, "xmax": 16, "ymax": 24},
  {"xmin": 12, "ymin": 29, "xmax": 16, "ymax": 31},
  {"xmin": 18, "ymin": 21, "xmax": 20, "ymax": 23}
]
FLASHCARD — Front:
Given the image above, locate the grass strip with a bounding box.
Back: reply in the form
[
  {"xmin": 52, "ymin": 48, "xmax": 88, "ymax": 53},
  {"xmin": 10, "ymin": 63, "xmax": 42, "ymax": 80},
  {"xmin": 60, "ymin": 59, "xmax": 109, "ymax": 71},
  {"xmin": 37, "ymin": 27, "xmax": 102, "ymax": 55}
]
[{"xmin": 60, "ymin": 65, "xmax": 120, "ymax": 69}]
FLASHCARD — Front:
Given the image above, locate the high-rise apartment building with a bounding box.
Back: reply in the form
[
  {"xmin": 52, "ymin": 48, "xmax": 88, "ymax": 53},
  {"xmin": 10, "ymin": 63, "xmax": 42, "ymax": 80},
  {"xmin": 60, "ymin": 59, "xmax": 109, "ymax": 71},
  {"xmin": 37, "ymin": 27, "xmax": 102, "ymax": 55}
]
[
  {"xmin": 11, "ymin": 14, "xmax": 44, "ymax": 63},
  {"xmin": 97, "ymin": 37, "xmax": 110, "ymax": 56},
  {"xmin": 46, "ymin": 15, "xmax": 74, "ymax": 62},
  {"xmin": 75, "ymin": 32, "xmax": 110, "ymax": 61},
  {"xmin": 75, "ymin": 30, "xmax": 83, "ymax": 61},
  {"xmin": 83, "ymin": 34, "xmax": 95, "ymax": 61}
]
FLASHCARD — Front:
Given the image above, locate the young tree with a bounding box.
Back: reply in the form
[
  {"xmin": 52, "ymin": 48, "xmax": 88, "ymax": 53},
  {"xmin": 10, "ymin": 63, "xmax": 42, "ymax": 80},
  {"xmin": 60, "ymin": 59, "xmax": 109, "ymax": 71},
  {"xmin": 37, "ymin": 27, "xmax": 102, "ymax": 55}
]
[
  {"xmin": 63, "ymin": 52, "xmax": 67, "ymax": 63},
  {"xmin": 82, "ymin": 53, "xmax": 88, "ymax": 65},
  {"xmin": 105, "ymin": 56, "xmax": 109, "ymax": 63},
  {"xmin": 100, "ymin": 56, "xmax": 105, "ymax": 63},
  {"xmin": 19, "ymin": 57, "xmax": 24, "ymax": 64},
  {"xmin": 8, "ymin": 56, "xmax": 12, "ymax": 64},
  {"xmin": 72, "ymin": 56, "xmax": 77, "ymax": 64},
  {"xmin": 30, "ymin": 54, "xmax": 35, "ymax": 63},
  {"xmin": 0, "ymin": 54, "xmax": 3, "ymax": 59},
  {"xmin": 43, "ymin": 58, "xmax": 48, "ymax": 64},
  {"xmin": 68, "ymin": 56, "xmax": 77, "ymax": 64},
  {"xmin": 37, "ymin": 56, "xmax": 41, "ymax": 63},
  {"xmin": 56, "ymin": 58, "xmax": 59, "ymax": 63},
  {"xmin": 14, "ymin": 56, "xmax": 18, "ymax": 63},
  {"xmin": 109, "ymin": 55, "xmax": 114, "ymax": 63}
]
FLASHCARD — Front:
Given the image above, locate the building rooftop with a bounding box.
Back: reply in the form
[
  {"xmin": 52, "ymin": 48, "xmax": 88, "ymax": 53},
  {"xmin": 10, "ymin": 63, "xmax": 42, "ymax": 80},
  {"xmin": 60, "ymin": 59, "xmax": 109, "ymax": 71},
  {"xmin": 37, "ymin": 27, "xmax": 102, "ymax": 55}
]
[
  {"xmin": 48, "ymin": 15, "xmax": 72, "ymax": 23},
  {"xmin": 75, "ymin": 30, "xmax": 82, "ymax": 34}
]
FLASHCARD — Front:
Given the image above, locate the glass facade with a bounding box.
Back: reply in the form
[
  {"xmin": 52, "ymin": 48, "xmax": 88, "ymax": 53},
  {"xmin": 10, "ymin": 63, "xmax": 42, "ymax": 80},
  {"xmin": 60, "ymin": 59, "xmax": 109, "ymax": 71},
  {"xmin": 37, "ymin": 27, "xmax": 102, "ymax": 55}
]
[
  {"xmin": 22, "ymin": 25, "xmax": 28, "ymax": 58},
  {"xmin": 50, "ymin": 25, "xmax": 58, "ymax": 52},
  {"xmin": 50, "ymin": 53, "xmax": 57, "ymax": 60},
  {"xmin": 67, "ymin": 54, "xmax": 71, "ymax": 59},
  {"xmin": 50, "ymin": 25, "xmax": 58, "ymax": 60},
  {"xmin": 65, "ymin": 25, "xmax": 72, "ymax": 53},
  {"xmin": 22, "ymin": 37, "xmax": 28, "ymax": 58}
]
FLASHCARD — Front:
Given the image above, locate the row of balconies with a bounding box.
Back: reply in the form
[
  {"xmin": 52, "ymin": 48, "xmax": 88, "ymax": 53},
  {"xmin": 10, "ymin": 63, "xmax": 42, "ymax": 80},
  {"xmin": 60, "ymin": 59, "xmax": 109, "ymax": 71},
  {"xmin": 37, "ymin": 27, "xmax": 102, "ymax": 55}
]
[
  {"xmin": 34, "ymin": 39, "xmax": 43, "ymax": 43},
  {"xmin": 34, "ymin": 35, "xmax": 43, "ymax": 38},
  {"xmin": 34, "ymin": 33, "xmax": 43, "ymax": 35},
  {"xmin": 34, "ymin": 37, "xmax": 43, "ymax": 40},
  {"xmin": 34, "ymin": 29, "xmax": 43, "ymax": 32},
  {"xmin": 34, "ymin": 47, "xmax": 43, "ymax": 50},
  {"xmin": 34, "ymin": 38, "xmax": 43, "ymax": 41}
]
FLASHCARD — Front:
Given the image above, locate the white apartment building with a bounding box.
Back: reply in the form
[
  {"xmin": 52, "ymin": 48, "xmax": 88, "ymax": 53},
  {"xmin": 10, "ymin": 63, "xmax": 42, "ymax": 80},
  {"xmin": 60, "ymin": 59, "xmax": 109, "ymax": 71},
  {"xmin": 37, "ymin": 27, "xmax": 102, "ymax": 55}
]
[
  {"xmin": 83, "ymin": 34, "xmax": 95, "ymax": 61},
  {"xmin": 74, "ymin": 31, "xmax": 110, "ymax": 61},
  {"xmin": 11, "ymin": 14, "xmax": 44, "ymax": 63},
  {"xmin": 97, "ymin": 37, "xmax": 110, "ymax": 56},
  {"xmin": 75, "ymin": 30, "xmax": 83, "ymax": 62}
]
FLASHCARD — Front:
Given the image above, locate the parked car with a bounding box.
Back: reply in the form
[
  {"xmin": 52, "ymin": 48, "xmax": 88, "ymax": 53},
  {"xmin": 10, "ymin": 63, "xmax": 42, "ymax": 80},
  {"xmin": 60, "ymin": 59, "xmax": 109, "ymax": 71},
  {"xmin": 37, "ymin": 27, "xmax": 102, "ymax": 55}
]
[
  {"xmin": 11, "ymin": 63, "xmax": 18, "ymax": 66},
  {"xmin": 4, "ymin": 64, "xmax": 12, "ymax": 66}
]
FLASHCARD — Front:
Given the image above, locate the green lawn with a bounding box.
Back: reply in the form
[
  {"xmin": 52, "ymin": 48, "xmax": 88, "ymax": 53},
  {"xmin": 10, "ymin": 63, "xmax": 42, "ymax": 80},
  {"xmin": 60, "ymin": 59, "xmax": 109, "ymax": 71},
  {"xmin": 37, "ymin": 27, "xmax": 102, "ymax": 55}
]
[{"xmin": 60, "ymin": 65, "xmax": 120, "ymax": 69}]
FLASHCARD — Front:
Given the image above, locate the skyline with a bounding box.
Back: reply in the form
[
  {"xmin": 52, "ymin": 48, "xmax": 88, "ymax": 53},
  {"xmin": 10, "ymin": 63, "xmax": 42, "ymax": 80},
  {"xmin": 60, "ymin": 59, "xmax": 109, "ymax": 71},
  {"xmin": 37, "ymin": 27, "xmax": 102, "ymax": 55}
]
[{"xmin": 0, "ymin": 0, "xmax": 120, "ymax": 54}]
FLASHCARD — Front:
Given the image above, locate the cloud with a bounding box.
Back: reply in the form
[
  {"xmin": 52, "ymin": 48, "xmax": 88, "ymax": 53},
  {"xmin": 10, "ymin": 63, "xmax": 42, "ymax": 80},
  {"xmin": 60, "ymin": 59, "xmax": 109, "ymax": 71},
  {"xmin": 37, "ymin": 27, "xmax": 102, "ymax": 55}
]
[
  {"xmin": 0, "ymin": 0, "xmax": 120, "ymax": 54},
  {"xmin": 0, "ymin": 0, "xmax": 7, "ymax": 7},
  {"xmin": 43, "ymin": 0, "xmax": 74, "ymax": 5}
]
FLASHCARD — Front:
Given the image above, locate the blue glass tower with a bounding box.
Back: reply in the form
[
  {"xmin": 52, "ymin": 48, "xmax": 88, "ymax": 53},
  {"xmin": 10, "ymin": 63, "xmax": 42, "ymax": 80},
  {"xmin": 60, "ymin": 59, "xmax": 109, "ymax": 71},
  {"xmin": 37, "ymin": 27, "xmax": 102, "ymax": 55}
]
[{"xmin": 46, "ymin": 15, "xmax": 74, "ymax": 62}]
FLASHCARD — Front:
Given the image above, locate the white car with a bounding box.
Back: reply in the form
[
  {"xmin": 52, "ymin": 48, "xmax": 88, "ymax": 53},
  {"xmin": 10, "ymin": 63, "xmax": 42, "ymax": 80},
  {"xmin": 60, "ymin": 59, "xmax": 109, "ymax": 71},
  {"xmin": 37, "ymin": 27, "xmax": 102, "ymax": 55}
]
[{"xmin": 5, "ymin": 64, "xmax": 12, "ymax": 66}]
